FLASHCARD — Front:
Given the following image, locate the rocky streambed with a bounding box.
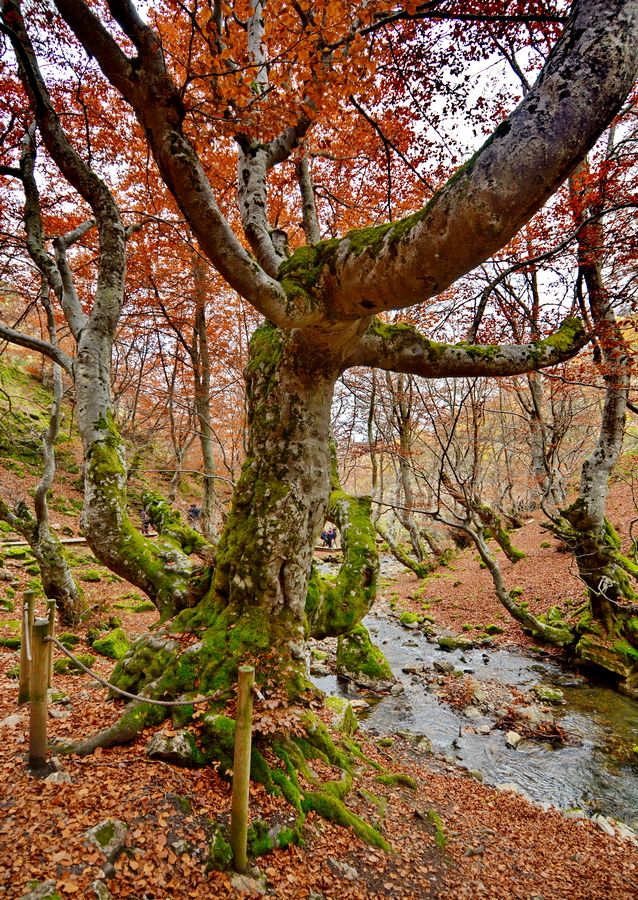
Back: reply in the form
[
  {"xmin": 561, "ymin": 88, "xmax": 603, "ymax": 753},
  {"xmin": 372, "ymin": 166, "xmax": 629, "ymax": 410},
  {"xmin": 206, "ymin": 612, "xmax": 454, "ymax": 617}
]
[{"xmin": 310, "ymin": 610, "xmax": 638, "ymax": 834}]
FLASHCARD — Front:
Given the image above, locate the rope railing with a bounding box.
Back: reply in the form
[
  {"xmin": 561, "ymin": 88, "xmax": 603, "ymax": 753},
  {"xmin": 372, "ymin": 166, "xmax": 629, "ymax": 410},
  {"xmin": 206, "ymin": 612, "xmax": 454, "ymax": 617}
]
[{"xmin": 45, "ymin": 635, "xmax": 214, "ymax": 708}]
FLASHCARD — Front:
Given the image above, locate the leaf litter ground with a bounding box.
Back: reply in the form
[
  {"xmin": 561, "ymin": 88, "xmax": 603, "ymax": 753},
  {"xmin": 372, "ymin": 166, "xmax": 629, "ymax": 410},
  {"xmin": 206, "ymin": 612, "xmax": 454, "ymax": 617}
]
[{"xmin": 1, "ymin": 468, "xmax": 637, "ymax": 898}]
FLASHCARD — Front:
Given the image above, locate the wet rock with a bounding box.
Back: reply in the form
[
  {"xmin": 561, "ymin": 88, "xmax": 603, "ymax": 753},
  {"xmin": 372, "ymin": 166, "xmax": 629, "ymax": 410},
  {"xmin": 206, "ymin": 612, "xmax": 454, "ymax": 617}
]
[
  {"xmin": 170, "ymin": 839, "xmax": 191, "ymax": 855},
  {"xmin": 390, "ymin": 682, "xmax": 405, "ymax": 695},
  {"xmin": 473, "ymin": 687, "xmax": 487, "ymax": 704},
  {"xmin": 615, "ymin": 822, "xmax": 638, "ymax": 845},
  {"xmin": 401, "ymin": 664, "xmax": 424, "ymax": 675},
  {"xmin": 518, "ymin": 705, "xmax": 552, "ymax": 725},
  {"xmin": 463, "ymin": 706, "xmax": 482, "ymax": 722},
  {"xmin": 505, "ymin": 731, "xmax": 522, "ymax": 749},
  {"xmin": 496, "ymin": 782, "xmax": 522, "ymax": 794},
  {"xmin": 433, "ymin": 660, "xmax": 455, "ymax": 674},
  {"xmin": 563, "ymin": 808, "xmax": 587, "ymax": 820},
  {"xmin": 231, "ymin": 873, "xmax": 267, "ymax": 894},
  {"xmin": 91, "ymin": 881, "xmax": 112, "ymax": 900},
  {"xmin": 532, "ymin": 684, "xmax": 565, "ymax": 704},
  {"xmin": 86, "ymin": 819, "xmax": 128, "ymax": 862},
  {"xmin": 0, "ymin": 713, "xmax": 23, "ymax": 728},
  {"xmin": 101, "ymin": 862, "xmax": 116, "ymax": 880},
  {"xmin": 309, "ymin": 663, "xmax": 331, "ymax": 677},
  {"xmin": 477, "ymin": 724, "xmax": 492, "ymax": 735}
]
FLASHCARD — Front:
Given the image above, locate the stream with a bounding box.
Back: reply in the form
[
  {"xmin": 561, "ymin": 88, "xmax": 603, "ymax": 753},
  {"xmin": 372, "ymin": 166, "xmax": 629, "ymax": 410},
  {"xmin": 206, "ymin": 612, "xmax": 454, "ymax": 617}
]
[{"xmin": 312, "ymin": 612, "xmax": 638, "ymax": 829}]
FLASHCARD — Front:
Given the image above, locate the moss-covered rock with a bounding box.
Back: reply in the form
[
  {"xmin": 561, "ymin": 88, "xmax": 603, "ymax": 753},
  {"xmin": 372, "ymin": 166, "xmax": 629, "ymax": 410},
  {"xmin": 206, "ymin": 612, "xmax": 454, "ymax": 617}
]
[
  {"xmin": 58, "ymin": 632, "xmax": 81, "ymax": 649},
  {"xmin": 91, "ymin": 628, "xmax": 130, "ymax": 660},
  {"xmin": 437, "ymin": 636, "xmax": 459, "ymax": 652},
  {"xmin": 335, "ymin": 623, "xmax": 394, "ymax": 690},
  {"xmin": 208, "ymin": 823, "xmax": 233, "ymax": 870},
  {"xmin": 54, "ymin": 653, "xmax": 95, "ymax": 675},
  {"xmin": 531, "ymin": 684, "xmax": 565, "ymax": 704},
  {"xmin": 146, "ymin": 729, "xmax": 206, "ymax": 767}
]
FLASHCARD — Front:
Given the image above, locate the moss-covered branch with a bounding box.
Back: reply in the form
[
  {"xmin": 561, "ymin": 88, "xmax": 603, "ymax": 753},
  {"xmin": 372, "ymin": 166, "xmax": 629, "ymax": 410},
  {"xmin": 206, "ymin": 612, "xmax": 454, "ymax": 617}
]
[
  {"xmin": 142, "ymin": 489, "xmax": 215, "ymax": 560},
  {"xmin": 348, "ymin": 317, "xmax": 588, "ymax": 379}
]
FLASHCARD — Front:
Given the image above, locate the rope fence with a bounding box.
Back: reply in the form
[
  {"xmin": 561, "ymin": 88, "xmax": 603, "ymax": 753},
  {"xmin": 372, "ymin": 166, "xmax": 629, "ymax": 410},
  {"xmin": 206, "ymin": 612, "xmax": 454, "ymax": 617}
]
[{"xmin": 45, "ymin": 636, "xmax": 214, "ymax": 708}]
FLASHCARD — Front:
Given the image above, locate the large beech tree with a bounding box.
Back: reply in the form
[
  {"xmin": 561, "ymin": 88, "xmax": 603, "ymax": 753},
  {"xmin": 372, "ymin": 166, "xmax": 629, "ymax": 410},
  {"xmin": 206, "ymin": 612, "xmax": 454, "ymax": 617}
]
[{"xmin": 1, "ymin": 0, "xmax": 638, "ymax": 749}]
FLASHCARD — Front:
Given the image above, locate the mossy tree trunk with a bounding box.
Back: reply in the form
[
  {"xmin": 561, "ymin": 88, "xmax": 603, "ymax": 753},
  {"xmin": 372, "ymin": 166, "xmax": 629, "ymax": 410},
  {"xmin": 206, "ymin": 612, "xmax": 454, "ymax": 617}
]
[
  {"xmin": 546, "ymin": 161, "xmax": 638, "ymax": 693},
  {"xmin": 211, "ymin": 324, "xmax": 342, "ymax": 669}
]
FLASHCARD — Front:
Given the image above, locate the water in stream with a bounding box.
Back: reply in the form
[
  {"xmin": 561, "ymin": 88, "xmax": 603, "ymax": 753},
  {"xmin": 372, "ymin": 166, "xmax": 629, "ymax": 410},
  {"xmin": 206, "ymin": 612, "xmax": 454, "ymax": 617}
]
[{"xmin": 313, "ymin": 613, "xmax": 638, "ymax": 828}]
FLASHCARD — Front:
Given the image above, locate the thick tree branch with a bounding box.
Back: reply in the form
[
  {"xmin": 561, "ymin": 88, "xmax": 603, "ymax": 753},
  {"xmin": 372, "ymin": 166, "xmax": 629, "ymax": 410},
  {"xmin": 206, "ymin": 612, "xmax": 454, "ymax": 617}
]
[
  {"xmin": 348, "ymin": 317, "xmax": 588, "ymax": 378},
  {"xmin": 280, "ymin": 0, "xmax": 638, "ymax": 320}
]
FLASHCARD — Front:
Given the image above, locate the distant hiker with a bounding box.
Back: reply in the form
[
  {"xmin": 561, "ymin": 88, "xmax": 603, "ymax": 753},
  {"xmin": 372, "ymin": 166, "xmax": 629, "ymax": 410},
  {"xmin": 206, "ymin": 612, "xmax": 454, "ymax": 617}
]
[
  {"xmin": 188, "ymin": 504, "xmax": 201, "ymax": 529},
  {"xmin": 328, "ymin": 526, "xmax": 337, "ymax": 548},
  {"xmin": 320, "ymin": 529, "xmax": 329, "ymax": 547},
  {"xmin": 140, "ymin": 507, "xmax": 150, "ymax": 535}
]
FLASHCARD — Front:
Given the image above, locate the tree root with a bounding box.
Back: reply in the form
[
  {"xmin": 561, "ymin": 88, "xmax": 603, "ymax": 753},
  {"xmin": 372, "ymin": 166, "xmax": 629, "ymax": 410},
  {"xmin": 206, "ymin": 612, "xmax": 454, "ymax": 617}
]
[{"xmin": 52, "ymin": 700, "xmax": 167, "ymax": 755}]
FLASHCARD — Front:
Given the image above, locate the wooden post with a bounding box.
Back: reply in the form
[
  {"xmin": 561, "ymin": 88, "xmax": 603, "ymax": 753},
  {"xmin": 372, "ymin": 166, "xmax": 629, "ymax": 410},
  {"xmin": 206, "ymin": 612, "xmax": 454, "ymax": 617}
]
[
  {"xmin": 18, "ymin": 590, "xmax": 36, "ymax": 706},
  {"xmin": 29, "ymin": 618, "xmax": 49, "ymax": 770},
  {"xmin": 46, "ymin": 599, "xmax": 56, "ymax": 688},
  {"xmin": 230, "ymin": 665, "xmax": 255, "ymax": 874}
]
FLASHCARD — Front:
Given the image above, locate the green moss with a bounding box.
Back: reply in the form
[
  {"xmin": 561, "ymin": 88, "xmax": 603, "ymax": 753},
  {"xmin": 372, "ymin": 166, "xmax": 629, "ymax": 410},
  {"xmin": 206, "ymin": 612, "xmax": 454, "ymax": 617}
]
[
  {"xmin": 208, "ymin": 823, "xmax": 233, "ymax": 870},
  {"xmin": 437, "ymin": 636, "xmax": 458, "ymax": 652},
  {"xmin": 399, "ymin": 611, "xmax": 422, "ymax": 626},
  {"xmin": 426, "ymin": 808, "xmax": 447, "ymax": 850},
  {"xmin": 335, "ymin": 623, "xmax": 393, "ymax": 686},
  {"xmin": 133, "ymin": 600, "xmax": 156, "ymax": 612},
  {"xmin": 0, "ymin": 636, "xmax": 20, "ymax": 649},
  {"xmin": 94, "ymin": 820, "xmax": 115, "ymax": 848},
  {"xmin": 484, "ymin": 624, "xmax": 505, "ymax": 635},
  {"xmin": 58, "ymin": 631, "xmax": 81, "ymax": 650},
  {"xmin": 54, "ymin": 653, "xmax": 95, "ymax": 675},
  {"xmin": 5, "ymin": 546, "xmax": 33, "ymax": 560},
  {"xmin": 301, "ymin": 791, "xmax": 389, "ymax": 850},
  {"xmin": 375, "ymin": 773, "xmax": 417, "ymax": 789},
  {"xmin": 613, "ymin": 639, "xmax": 638, "ymax": 662},
  {"xmin": 91, "ymin": 628, "xmax": 130, "ymax": 660},
  {"xmin": 79, "ymin": 569, "xmax": 103, "ymax": 583}
]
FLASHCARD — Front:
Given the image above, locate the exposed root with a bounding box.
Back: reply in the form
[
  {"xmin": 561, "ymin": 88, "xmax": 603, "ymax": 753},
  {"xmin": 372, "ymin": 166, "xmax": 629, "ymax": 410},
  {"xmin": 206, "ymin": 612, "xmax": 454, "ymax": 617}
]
[{"xmin": 52, "ymin": 700, "xmax": 167, "ymax": 756}]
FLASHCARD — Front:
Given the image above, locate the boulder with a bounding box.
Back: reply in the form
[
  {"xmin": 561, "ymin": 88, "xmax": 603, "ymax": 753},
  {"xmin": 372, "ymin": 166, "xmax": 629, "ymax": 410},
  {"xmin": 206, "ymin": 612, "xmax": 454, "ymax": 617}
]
[
  {"xmin": 146, "ymin": 730, "xmax": 205, "ymax": 767},
  {"xmin": 86, "ymin": 819, "xmax": 128, "ymax": 862},
  {"xmin": 505, "ymin": 731, "xmax": 522, "ymax": 749}
]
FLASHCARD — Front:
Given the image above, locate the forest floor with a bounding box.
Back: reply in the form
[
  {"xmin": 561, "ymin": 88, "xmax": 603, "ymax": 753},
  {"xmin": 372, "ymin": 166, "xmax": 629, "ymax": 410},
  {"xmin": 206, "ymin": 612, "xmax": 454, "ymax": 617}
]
[{"xmin": 1, "ymin": 461, "xmax": 638, "ymax": 899}]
